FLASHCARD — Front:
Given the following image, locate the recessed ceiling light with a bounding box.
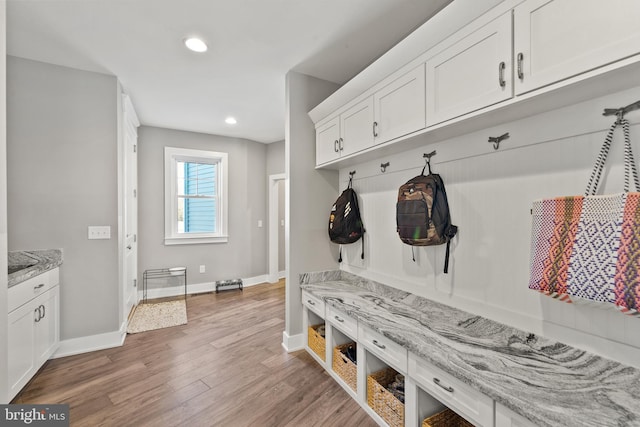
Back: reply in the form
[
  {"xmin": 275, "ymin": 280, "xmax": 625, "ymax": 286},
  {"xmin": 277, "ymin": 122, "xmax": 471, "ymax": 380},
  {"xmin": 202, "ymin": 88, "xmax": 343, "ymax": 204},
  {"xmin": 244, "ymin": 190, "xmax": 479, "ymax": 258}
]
[
  {"xmin": 225, "ymin": 117, "xmax": 237, "ymax": 125},
  {"xmin": 184, "ymin": 37, "xmax": 207, "ymax": 53}
]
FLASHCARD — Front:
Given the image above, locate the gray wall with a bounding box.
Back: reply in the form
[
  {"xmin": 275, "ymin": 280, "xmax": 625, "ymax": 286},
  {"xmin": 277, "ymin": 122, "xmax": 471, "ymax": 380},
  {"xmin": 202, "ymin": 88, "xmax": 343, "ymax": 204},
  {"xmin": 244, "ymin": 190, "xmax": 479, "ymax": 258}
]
[
  {"xmin": 0, "ymin": 1, "xmax": 9, "ymax": 404},
  {"xmin": 285, "ymin": 71, "xmax": 339, "ymax": 340},
  {"xmin": 7, "ymin": 56, "xmax": 120, "ymax": 340},
  {"xmin": 266, "ymin": 139, "xmax": 285, "ymax": 176},
  {"xmin": 137, "ymin": 126, "xmax": 268, "ymax": 283}
]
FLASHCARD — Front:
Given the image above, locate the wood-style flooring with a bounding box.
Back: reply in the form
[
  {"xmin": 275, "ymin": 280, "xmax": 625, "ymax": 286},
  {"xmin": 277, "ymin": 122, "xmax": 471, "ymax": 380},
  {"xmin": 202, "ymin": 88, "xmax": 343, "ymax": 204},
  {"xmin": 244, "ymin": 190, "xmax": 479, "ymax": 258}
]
[{"xmin": 12, "ymin": 280, "xmax": 377, "ymax": 427}]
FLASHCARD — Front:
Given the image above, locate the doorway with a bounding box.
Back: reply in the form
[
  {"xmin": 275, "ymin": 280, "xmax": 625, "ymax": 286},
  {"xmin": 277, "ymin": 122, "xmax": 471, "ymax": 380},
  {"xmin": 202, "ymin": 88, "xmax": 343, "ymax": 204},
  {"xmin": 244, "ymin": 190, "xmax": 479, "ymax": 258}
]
[{"xmin": 269, "ymin": 173, "xmax": 286, "ymax": 283}]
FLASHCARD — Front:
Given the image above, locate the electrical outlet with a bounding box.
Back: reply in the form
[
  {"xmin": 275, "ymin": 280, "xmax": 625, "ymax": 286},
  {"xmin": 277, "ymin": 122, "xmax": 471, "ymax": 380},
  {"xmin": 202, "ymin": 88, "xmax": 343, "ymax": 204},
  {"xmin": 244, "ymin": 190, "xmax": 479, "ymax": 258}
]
[
  {"xmin": 280, "ymin": 219, "xmax": 284, "ymax": 226},
  {"xmin": 88, "ymin": 226, "xmax": 111, "ymax": 240},
  {"xmin": 258, "ymin": 220, "xmax": 263, "ymax": 228},
  {"xmin": 199, "ymin": 265, "xmax": 205, "ymax": 273}
]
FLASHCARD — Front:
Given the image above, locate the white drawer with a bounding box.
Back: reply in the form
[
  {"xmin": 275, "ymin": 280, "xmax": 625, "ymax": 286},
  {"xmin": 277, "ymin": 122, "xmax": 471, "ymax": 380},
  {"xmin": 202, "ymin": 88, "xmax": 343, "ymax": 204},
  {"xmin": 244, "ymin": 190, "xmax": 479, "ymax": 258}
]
[
  {"xmin": 326, "ymin": 305, "xmax": 357, "ymax": 339},
  {"xmin": 359, "ymin": 324, "xmax": 407, "ymax": 373},
  {"xmin": 302, "ymin": 291, "xmax": 325, "ymax": 317},
  {"xmin": 409, "ymin": 353, "xmax": 494, "ymax": 427},
  {"xmin": 8, "ymin": 268, "xmax": 58, "ymax": 313}
]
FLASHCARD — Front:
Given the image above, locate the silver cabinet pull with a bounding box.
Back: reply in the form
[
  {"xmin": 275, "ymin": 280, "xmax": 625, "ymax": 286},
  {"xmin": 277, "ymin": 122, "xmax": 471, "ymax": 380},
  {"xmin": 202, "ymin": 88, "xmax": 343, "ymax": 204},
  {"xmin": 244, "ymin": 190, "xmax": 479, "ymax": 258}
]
[
  {"xmin": 339, "ymin": 138, "xmax": 344, "ymax": 151},
  {"xmin": 34, "ymin": 284, "xmax": 45, "ymax": 290},
  {"xmin": 34, "ymin": 307, "xmax": 41, "ymax": 322},
  {"xmin": 334, "ymin": 139, "xmax": 339, "ymax": 153},
  {"xmin": 372, "ymin": 339, "xmax": 386, "ymax": 349},
  {"xmin": 307, "ymin": 299, "xmax": 315, "ymax": 306},
  {"xmin": 498, "ymin": 61, "xmax": 506, "ymax": 88},
  {"xmin": 517, "ymin": 52, "xmax": 524, "ymax": 80},
  {"xmin": 40, "ymin": 304, "xmax": 45, "ymax": 320},
  {"xmin": 334, "ymin": 316, "xmax": 344, "ymax": 323},
  {"xmin": 373, "ymin": 121, "xmax": 378, "ymax": 137},
  {"xmin": 434, "ymin": 377, "xmax": 454, "ymax": 393}
]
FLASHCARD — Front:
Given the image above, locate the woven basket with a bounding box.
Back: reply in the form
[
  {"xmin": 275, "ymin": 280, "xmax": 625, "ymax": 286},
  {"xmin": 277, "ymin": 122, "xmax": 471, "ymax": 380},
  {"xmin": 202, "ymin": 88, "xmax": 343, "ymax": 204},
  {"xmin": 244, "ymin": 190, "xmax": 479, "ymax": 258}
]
[
  {"xmin": 422, "ymin": 408, "xmax": 474, "ymax": 427},
  {"xmin": 367, "ymin": 367, "xmax": 404, "ymax": 427},
  {"xmin": 332, "ymin": 343, "xmax": 357, "ymax": 392},
  {"xmin": 308, "ymin": 324, "xmax": 326, "ymax": 361}
]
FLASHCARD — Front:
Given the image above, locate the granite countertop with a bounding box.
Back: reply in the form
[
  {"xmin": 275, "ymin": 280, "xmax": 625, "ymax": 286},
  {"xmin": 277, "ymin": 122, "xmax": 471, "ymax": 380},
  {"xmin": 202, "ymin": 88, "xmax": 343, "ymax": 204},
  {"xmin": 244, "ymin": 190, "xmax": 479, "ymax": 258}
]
[
  {"xmin": 300, "ymin": 270, "xmax": 640, "ymax": 427},
  {"xmin": 8, "ymin": 249, "xmax": 63, "ymax": 288}
]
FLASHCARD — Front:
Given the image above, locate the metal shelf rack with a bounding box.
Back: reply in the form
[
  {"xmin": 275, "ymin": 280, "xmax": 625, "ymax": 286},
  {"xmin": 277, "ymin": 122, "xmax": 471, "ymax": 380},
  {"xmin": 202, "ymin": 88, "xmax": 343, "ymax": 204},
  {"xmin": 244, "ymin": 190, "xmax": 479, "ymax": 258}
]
[{"xmin": 142, "ymin": 267, "xmax": 187, "ymax": 303}]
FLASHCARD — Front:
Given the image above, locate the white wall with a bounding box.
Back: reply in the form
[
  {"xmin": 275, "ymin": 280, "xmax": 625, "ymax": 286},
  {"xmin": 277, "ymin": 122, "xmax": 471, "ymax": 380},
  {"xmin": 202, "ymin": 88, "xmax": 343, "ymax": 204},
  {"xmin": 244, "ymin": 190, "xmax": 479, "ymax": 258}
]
[
  {"xmin": 337, "ymin": 85, "xmax": 640, "ymax": 367},
  {"xmin": 137, "ymin": 126, "xmax": 268, "ymax": 284},
  {"xmin": 7, "ymin": 56, "xmax": 120, "ymax": 342},
  {"xmin": 0, "ymin": 0, "xmax": 9, "ymax": 404},
  {"xmin": 284, "ymin": 71, "xmax": 340, "ymax": 348}
]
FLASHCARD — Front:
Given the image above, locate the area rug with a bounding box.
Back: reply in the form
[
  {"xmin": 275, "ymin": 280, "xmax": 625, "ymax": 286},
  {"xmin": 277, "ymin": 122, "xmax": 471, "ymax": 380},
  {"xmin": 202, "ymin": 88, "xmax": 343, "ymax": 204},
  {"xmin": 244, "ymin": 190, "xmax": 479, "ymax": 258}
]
[{"xmin": 127, "ymin": 300, "xmax": 187, "ymax": 334}]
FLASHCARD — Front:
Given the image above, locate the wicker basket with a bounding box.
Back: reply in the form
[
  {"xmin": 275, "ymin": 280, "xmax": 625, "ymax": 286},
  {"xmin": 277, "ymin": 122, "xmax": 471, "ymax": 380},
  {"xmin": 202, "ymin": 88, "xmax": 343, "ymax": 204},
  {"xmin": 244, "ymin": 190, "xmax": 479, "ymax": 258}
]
[
  {"xmin": 422, "ymin": 408, "xmax": 474, "ymax": 427},
  {"xmin": 308, "ymin": 324, "xmax": 326, "ymax": 361},
  {"xmin": 367, "ymin": 367, "xmax": 404, "ymax": 427},
  {"xmin": 332, "ymin": 343, "xmax": 357, "ymax": 392}
]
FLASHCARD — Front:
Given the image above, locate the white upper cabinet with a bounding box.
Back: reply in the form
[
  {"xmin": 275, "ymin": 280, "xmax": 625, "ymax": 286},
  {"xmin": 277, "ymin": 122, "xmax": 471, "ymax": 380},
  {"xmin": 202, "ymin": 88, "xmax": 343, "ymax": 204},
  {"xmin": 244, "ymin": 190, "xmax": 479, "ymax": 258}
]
[
  {"xmin": 514, "ymin": 0, "xmax": 640, "ymax": 94},
  {"xmin": 316, "ymin": 116, "xmax": 341, "ymax": 166},
  {"xmin": 374, "ymin": 64, "xmax": 426, "ymax": 144},
  {"xmin": 340, "ymin": 97, "xmax": 375, "ymax": 157},
  {"xmin": 426, "ymin": 11, "xmax": 513, "ymax": 126}
]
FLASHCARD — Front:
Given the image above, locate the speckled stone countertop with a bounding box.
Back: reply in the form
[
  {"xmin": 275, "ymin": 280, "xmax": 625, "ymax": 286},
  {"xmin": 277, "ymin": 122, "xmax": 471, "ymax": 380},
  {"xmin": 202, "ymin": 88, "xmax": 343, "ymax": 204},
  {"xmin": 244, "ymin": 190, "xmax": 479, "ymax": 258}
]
[
  {"xmin": 300, "ymin": 270, "xmax": 640, "ymax": 427},
  {"xmin": 8, "ymin": 249, "xmax": 63, "ymax": 288}
]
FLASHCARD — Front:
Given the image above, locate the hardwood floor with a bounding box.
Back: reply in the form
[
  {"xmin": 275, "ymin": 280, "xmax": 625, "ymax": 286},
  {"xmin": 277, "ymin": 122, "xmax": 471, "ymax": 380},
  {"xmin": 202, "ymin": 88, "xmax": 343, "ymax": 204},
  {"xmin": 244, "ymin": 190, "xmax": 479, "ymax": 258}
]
[{"xmin": 12, "ymin": 280, "xmax": 378, "ymax": 427}]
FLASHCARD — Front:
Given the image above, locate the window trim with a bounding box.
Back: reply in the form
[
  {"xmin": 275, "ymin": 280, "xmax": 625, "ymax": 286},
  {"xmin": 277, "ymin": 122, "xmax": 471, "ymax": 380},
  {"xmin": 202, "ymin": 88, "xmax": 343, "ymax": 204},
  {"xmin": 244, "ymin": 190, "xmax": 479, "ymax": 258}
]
[{"xmin": 164, "ymin": 146, "xmax": 228, "ymax": 245}]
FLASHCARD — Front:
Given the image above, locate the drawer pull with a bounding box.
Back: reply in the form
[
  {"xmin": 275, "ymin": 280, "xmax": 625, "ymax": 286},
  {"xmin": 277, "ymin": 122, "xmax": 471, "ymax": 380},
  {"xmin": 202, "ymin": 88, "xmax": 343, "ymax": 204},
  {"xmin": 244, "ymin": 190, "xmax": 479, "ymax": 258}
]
[
  {"xmin": 307, "ymin": 299, "xmax": 315, "ymax": 306},
  {"xmin": 372, "ymin": 339, "xmax": 386, "ymax": 350},
  {"xmin": 34, "ymin": 284, "xmax": 45, "ymax": 290},
  {"xmin": 334, "ymin": 316, "xmax": 344, "ymax": 323},
  {"xmin": 433, "ymin": 377, "xmax": 454, "ymax": 393},
  {"xmin": 498, "ymin": 61, "xmax": 506, "ymax": 88}
]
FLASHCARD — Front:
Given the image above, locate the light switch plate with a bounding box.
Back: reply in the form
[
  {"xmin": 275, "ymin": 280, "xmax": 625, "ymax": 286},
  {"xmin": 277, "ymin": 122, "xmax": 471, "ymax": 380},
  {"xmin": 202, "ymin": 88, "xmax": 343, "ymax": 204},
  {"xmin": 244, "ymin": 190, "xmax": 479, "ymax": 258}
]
[{"xmin": 88, "ymin": 226, "xmax": 111, "ymax": 240}]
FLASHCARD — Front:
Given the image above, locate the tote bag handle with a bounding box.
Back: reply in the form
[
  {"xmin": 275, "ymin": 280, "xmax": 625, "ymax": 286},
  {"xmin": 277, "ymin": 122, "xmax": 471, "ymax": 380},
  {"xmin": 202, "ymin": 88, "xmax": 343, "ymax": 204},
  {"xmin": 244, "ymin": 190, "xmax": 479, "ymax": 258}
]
[{"xmin": 585, "ymin": 118, "xmax": 640, "ymax": 196}]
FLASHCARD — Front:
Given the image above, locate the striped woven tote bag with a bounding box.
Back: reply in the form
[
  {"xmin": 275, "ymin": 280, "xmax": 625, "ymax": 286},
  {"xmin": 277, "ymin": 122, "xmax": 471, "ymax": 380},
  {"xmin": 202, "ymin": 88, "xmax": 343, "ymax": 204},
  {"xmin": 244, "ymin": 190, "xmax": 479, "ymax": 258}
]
[{"xmin": 529, "ymin": 117, "xmax": 640, "ymax": 315}]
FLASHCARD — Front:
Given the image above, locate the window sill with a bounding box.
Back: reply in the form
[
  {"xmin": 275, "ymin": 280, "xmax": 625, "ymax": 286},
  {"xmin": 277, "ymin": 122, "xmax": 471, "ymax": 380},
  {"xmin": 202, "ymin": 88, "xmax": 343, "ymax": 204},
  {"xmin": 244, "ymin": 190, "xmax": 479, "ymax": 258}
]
[{"xmin": 164, "ymin": 235, "xmax": 228, "ymax": 246}]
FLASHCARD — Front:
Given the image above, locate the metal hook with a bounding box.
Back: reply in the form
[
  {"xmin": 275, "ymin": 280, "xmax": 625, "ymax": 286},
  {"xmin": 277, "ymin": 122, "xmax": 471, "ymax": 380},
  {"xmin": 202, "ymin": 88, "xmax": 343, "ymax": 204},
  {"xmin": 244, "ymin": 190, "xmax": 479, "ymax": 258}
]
[
  {"xmin": 488, "ymin": 132, "xmax": 510, "ymax": 150},
  {"xmin": 380, "ymin": 162, "xmax": 390, "ymax": 173},
  {"xmin": 347, "ymin": 170, "xmax": 356, "ymax": 188},
  {"xmin": 603, "ymin": 100, "xmax": 640, "ymax": 124},
  {"xmin": 422, "ymin": 151, "xmax": 436, "ymax": 175}
]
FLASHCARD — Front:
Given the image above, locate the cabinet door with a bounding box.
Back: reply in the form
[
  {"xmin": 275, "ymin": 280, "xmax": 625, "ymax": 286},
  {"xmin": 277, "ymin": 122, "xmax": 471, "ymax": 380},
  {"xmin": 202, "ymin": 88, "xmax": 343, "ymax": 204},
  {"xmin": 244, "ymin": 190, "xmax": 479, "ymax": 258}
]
[
  {"xmin": 374, "ymin": 64, "xmax": 426, "ymax": 144},
  {"xmin": 316, "ymin": 116, "xmax": 340, "ymax": 166},
  {"xmin": 514, "ymin": 0, "xmax": 640, "ymax": 94},
  {"xmin": 8, "ymin": 301, "xmax": 37, "ymax": 399},
  {"xmin": 34, "ymin": 286, "xmax": 60, "ymax": 365},
  {"xmin": 340, "ymin": 97, "xmax": 374, "ymax": 157},
  {"xmin": 426, "ymin": 11, "xmax": 512, "ymax": 126}
]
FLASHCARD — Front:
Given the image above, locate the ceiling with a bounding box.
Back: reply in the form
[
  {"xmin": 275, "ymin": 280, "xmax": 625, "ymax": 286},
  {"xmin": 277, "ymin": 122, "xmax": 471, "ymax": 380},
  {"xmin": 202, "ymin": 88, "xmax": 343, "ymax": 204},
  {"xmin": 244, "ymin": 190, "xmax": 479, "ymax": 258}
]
[{"xmin": 6, "ymin": 0, "xmax": 452, "ymax": 144}]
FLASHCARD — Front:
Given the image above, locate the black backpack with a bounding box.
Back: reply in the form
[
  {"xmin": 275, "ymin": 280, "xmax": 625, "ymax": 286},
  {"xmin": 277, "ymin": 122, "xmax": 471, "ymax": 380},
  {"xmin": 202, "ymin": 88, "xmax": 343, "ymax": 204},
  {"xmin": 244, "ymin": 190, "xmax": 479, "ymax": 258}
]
[
  {"xmin": 328, "ymin": 176, "xmax": 364, "ymax": 262},
  {"xmin": 396, "ymin": 160, "xmax": 457, "ymax": 273}
]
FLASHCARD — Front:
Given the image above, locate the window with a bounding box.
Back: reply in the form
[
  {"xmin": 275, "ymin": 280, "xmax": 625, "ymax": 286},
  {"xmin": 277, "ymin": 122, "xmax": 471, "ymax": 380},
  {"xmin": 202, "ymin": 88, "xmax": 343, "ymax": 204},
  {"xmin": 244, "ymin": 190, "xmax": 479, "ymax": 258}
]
[{"xmin": 164, "ymin": 147, "xmax": 228, "ymax": 245}]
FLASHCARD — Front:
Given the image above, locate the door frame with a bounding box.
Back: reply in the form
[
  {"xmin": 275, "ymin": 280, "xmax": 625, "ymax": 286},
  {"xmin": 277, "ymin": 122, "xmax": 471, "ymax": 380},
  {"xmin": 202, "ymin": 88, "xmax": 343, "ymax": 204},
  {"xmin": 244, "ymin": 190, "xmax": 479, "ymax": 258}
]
[{"xmin": 268, "ymin": 173, "xmax": 286, "ymax": 283}]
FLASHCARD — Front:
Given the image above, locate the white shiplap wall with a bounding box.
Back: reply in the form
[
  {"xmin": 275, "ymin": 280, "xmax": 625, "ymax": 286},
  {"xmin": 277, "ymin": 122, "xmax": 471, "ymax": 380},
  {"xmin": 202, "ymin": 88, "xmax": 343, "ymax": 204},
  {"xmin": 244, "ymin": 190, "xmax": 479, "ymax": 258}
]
[{"xmin": 337, "ymin": 85, "xmax": 640, "ymax": 367}]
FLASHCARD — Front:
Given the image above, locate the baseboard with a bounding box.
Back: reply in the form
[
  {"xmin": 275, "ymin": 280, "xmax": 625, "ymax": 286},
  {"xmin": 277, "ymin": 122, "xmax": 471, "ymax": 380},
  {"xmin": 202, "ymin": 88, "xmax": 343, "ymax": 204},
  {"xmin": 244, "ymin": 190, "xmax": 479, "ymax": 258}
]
[
  {"xmin": 281, "ymin": 331, "xmax": 304, "ymax": 352},
  {"xmin": 279, "ymin": 270, "xmax": 286, "ymax": 279},
  {"xmin": 53, "ymin": 321, "xmax": 127, "ymax": 359},
  {"xmin": 140, "ymin": 274, "xmax": 271, "ymax": 300}
]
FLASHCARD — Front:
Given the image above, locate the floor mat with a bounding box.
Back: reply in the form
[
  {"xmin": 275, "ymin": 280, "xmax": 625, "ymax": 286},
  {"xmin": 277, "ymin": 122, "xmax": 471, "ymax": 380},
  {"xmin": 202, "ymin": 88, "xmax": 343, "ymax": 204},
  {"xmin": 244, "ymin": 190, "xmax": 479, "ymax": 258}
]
[{"xmin": 127, "ymin": 299, "xmax": 187, "ymax": 334}]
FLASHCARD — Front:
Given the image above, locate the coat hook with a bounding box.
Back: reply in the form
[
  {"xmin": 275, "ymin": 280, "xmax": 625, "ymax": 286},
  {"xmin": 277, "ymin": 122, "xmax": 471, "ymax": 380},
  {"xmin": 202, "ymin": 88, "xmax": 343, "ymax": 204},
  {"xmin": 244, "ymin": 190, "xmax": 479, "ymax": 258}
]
[
  {"xmin": 380, "ymin": 162, "xmax": 390, "ymax": 173},
  {"xmin": 422, "ymin": 151, "xmax": 436, "ymax": 174},
  {"xmin": 488, "ymin": 132, "xmax": 510, "ymax": 150}
]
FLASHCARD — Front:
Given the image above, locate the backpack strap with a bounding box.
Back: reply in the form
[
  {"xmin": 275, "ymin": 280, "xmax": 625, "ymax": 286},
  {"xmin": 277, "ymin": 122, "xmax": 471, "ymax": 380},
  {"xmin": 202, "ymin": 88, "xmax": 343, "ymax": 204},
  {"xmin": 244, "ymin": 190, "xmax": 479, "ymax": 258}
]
[
  {"xmin": 338, "ymin": 246, "xmax": 342, "ymax": 263},
  {"xmin": 443, "ymin": 225, "xmax": 458, "ymax": 274}
]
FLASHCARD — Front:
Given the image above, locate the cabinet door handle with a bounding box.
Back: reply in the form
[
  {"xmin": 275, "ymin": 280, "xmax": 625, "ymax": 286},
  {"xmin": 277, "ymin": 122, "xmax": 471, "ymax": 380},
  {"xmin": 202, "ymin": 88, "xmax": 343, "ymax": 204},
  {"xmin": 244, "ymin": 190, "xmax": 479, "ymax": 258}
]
[
  {"xmin": 339, "ymin": 138, "xmax": 344, "ymax": 151},
  {"xmin": 34, "ymin": 284, "xmax": 45, "ymax": 291},
  {"xmin": 517, "ymin": 52, "xmax": 524, "ymax": 80},
  {"xmin": 433, "ymin": 377, "xmax": 454, "ymax": 393},
  {"xmin": 372, "ymin": 339, "xmax": 386, "ymax": 350},
  {"xmin": 307, "ymin": 299, "xmax": 315, "ymax": 306},
  {"xmin": 373, "ymin": 121, "xmax": 378, "ymax": 137},
  {"xmin": 334, "ymin": 315, "xmax": 344, "ymax": 323},
  {"xmin": 498, "ymin": 61, "xmax": 506, "ymax": 88},
  {"xmin": 39, "ymin": 304, "xmax": 45, "ymax": 320},
  {"xmin": 334, "ymin": 140, "xmax": 339, "ymax": 153},
  {"xmin": 34, "ymin": 307, "xmax": 41, "ymax": 323}
]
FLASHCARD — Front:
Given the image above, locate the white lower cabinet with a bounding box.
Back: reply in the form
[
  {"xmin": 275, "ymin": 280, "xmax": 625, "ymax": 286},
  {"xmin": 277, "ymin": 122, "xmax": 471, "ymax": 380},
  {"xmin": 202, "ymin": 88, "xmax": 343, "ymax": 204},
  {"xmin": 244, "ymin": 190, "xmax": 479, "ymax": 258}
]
[
  {"xmin": 7, "ymin": 268, "xmax": 60, "ymax": 401},
  {"xmin": 495, "ymin": 402, "xmax": 537, "ymax": 427}
]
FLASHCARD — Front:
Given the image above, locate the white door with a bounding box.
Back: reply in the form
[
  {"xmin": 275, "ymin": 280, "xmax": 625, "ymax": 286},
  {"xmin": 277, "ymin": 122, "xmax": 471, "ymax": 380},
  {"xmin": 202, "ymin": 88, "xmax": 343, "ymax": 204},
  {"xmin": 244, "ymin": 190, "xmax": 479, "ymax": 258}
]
[
  {"xmin": 340, "ymin": 96, "xmax": 374, "ymax": 157},
  {"xmin": 8, "ymin": 301, "xmax": 36, "ymax": 397},
  {"xmin": 316, "ymin": 116, "xmax": 340, "ymax": 166},
  {"xmin": 123, "ymin": 95, "xmax": 139, "ymax": 318},
  {"xmin": 426, "ymin": 11, "xmax": 512, "ymax": 126},
  {"xmin": 374, "ymin": 64, "xmax": 426, "ymax": 144},
  {"xmin": 514, "ymin": 0, "xmax": 640, "ymax": 94},
  {"xmin": 33, "ymin": 286, "xmax": 59, "ymax": 365}
]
